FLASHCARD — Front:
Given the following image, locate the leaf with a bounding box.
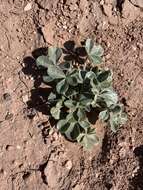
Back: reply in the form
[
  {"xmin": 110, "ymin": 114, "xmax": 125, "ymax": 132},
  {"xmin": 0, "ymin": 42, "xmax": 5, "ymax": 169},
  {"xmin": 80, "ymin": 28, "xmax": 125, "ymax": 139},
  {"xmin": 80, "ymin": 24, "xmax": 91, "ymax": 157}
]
[
  {"xmin": 99, "ymin": 110, "xmax": 109, "ymax": 121},
  {"xmin": 48, "ymin": 47, "xmax": 62, "ymax": 64},
  {"xmin": 97, "ymin": 70, "xmax": 112, "ymax": 89},
  {"xmin": 57, "ymin": 119, "xmax": 69, "ymax": 133},
  {"xmin": 59, "ymin": 62, "xmax": 71, "ymax": 71},
  {"xmin": 79, "ymin": 70, "xmax": 87, "ymax": 82},
  {"xmin": 91, "ymin": 94, "xmax": 98, "ymax": 108},
  {"xmin": 65, "ymin": 122, "xmax": 80, "ymax": 141},
  {"xmin": 79, "ymin": 95, "xmax": 92, "ymax": 107},
  {"xmin": 99, "ymin": 89, "xmax": 118, "ymax": 107},
  {"xmin": 43, "ymin": 75, "xmax": 54, "ymax": 83},
  {"xmin": 85, "ymin": 71, "xmax": 95, "ymax": 80},
  {"xmin": 85, "ymin": 39, "xmax": 104, "ymax": 64},
  {"xmin": 36, "ymin": 55, "xmax": 52, "ymax": 68},
  {"xmin": 48, "ymin": 64, "xmax": 66, "ymax": 79},
  {"xmin": 56, "ymin": 79, "xmax": 69, "ymax": 94},
  {"xmin": 77, "ymin": 128, "xmax": 99, "ymax": 149},
  {"xmin": 64, "ymin": 100, "xmax": 77, "ymax": 109},
  {"xmin": 50, "ymin": 106, "xmax": 61, "ymax": 120},
  {"xmin": 77, "ymin": 108, "xmax": 86, "ymax": 121},
  {"xmin": 48, "ymin": 92, "xmax": 56, "ymax": 100},
  {"xmin": 50, "ymin": 100, "xmax": 63, "ymax": 119},
  {"xmin": 79, "ymin": 120, "xmax": 90, "ymax": 130},
  {"xmin": 66, "ymin": 76, "xmax": 78, "ymax": 86},
  {"xmin": 109, "ymin": 111, "xmax": 127, "ymax": 132},
  {"xmin": 85, "ymin": 39, "xmax": 94, "ymax": 53}
]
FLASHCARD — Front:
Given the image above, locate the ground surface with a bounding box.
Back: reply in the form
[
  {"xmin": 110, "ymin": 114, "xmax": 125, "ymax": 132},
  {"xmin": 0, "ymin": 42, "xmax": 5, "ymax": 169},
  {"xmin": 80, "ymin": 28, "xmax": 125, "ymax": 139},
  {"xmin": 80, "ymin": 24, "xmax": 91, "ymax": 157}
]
[{"xmin": 0, "ymin": 0, "xmax": 143, "ymax": 190}]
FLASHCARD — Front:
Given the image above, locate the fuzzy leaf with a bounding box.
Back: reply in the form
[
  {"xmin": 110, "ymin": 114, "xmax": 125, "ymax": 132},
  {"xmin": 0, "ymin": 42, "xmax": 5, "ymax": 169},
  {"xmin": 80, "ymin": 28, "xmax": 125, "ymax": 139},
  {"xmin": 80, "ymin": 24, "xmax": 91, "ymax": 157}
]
[
  {"xmin": 48, "ymin": 64, "xmax": 66, "ymax": 79},
  {"xmin": 48, "ymin": 92, "xmax": 56, "ymax": 100},
  {"xmin": 109, "ymin": 112, "xmax": 127, "ymax": 132},
  {"xmin": 36, "ymin": 56, "xmax": 52, "ymax": 68},
  {"xmin": 48, "ymin": 47, "xmax": 62, "ymax": 64},
  {"xmin": 64, "ymin": 100, "xmax": 76, "ymax": 109},
  {"xmin": 85, "ymin": 39, "xmax": 104, "ymax": 64},
  {"xmin": 77, "ymin": 128, "xmax": 99, "ymax": 149},
  {"xmin": 99, "ymin": 89, "xmax": 118, "ymax": 107},
  {"xmin": 97, "ymin": 70, "xmax": 112, "ymax": 89},
  {"xmin": 79, "ymin": 120, "xmax": 90, "ymax": 130},
  {"xmin": 43, "ymin": 75, "xmax": 54, "ymax": 83},
  {"xmin": 99, "ymin": 110, "xmax": 109, "ymax": 121},
  {"xmin": 50, "ymin": 99, "xmax": 63, "ymax": 119},
  {"xmin": 50, "ymin": 107, "xmax": 61, "ymax": 120},
  {"xmin": 77, "ymin": 108, "xmax": 86, "ymax": 121},
  {"xmin": 66, "ymin": 76, "xmax": 78, "ymax": 86},
  {"xmin": 59, "ymin": 62, "xmax": 71, "ymax": 71},
  {"xmin": 57, "ymin": 119, "xmax": 69, "ymax": 133},
  {"xmin": 65, "ymin": 122, "xmax": 80, "ymax": 141},
  {"xmin": 56, "ymin": 79, "xmax": 69, "ymax": 94}
]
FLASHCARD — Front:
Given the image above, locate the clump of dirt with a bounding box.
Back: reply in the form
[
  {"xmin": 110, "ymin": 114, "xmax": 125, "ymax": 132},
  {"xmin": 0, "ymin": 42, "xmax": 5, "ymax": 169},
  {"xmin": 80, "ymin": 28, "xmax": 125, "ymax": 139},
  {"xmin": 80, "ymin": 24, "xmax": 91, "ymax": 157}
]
[{"xmin": 0, "ymin": 0, "xmax": 143, "ymax": 189}]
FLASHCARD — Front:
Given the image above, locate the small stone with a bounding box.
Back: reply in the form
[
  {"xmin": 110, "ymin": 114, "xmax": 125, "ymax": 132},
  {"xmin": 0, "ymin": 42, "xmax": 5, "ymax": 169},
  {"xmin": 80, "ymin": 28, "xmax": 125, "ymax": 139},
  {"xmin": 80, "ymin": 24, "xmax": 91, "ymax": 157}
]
[
  {"xmin": 22, "ymin": 94, "xmax": 29, "ymax": 103},
  {"xmin": 24, "ymin": 3, "xmax": 32, "ymax": 11},
  {"xmin": 65, "ymin": 160, "xmax": 72, "ymax": 170}
]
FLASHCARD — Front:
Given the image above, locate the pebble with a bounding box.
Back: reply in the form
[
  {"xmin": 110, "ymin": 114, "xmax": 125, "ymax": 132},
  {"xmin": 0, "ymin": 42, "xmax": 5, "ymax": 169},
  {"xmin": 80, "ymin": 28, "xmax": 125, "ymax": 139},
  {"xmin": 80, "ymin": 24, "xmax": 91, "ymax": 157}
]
[
  {"xmin": 22, "ymin": 94, "xmax": 29, "ymax": 103},
  {"xmin": 65, "ymin": 160, "xmax": 72, "ymax": 170},
  {"xmin": 24, "ymin": 3, "xmax": 32, "ymax": 11}
]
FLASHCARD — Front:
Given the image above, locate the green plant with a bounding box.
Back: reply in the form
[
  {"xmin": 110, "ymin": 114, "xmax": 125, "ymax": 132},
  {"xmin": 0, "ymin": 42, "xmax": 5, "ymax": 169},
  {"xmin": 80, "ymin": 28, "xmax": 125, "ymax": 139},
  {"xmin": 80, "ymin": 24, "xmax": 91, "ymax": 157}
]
[{"xmin": 36, "ymin": 39, "xmax": 127, "ymax": 149}]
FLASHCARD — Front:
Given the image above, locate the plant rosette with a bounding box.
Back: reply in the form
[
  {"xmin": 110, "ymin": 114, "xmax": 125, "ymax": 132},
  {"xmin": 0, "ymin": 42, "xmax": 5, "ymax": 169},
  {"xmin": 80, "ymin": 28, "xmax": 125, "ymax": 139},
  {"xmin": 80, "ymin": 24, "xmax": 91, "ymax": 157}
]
[{"xmin": 36, "ymin": 39, "xmax": 127, "ymax": 150}]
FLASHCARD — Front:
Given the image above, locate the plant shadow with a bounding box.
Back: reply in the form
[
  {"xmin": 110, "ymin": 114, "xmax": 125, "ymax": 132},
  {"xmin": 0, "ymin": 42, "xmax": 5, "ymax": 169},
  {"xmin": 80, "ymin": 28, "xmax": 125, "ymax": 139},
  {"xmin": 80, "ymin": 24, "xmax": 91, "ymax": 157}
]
[
  {"xmin": 22, "ymin": 47, "xmax": 51, "ymax": 117},
  {"xmin": 129, "ymin": 145, "xmax": 143, "ymax": 190}
]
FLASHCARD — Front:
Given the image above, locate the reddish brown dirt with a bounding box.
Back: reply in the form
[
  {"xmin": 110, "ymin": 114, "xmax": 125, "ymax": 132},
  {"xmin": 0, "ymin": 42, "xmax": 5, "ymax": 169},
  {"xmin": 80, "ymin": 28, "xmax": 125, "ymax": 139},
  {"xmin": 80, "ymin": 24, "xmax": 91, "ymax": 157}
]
[{"xmin": 0, "ymin": 0, "xmax": 143, "ymax": 189}]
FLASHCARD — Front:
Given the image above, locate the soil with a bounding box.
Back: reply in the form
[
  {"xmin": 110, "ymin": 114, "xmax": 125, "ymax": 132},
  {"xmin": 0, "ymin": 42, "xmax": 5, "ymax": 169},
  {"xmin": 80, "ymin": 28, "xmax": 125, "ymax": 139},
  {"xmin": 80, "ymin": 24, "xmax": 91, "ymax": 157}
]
[{"xmin": 0, "ymin": 0, "xmax": 143, "ymax": 190}]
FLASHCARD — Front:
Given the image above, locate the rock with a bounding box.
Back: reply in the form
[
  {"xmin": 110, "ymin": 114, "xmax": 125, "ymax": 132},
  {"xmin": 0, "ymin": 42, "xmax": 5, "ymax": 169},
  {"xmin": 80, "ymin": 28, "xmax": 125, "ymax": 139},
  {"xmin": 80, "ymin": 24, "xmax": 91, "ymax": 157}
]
[
  {"xmin": 22, "ymin": 94, "xmax": 29, "ymax": 103},
  {"xmin": 122, "ymin": 0, "xmax": 140, "ymax": 24},
  {"xmin": 65, "ymin": 160, "xmax": 72, "ymax": 170},
  {"xmin": 130, "ymin": 0, "xmax": 143, "ymax": 8},
  {"xmin": 36, "ymin": 0, "xmax": 59, "ymax": 10},
  {"xmin": 44, "ymin": 161, "xmax": 59, "ymax": 188},
  {"xmin": 42, "ymin": 21, "xmax": 55, "ymax": 45},
  {"xmin": 24, "ymin": 3, "xmax": 32, "ymax": 11}
]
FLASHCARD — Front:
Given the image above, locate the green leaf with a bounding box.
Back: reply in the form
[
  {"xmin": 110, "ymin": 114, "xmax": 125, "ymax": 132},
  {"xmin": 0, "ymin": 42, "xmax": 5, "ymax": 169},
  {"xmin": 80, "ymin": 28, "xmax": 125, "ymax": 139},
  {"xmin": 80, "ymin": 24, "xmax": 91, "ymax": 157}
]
[
  {"xmin": 99, "ymin": 89, "xmax": 118, "ymax": 107},
  {"xmin": 109, "ymin": 111, "xmax": 127, "ymax": 132},
  {"xmin": 59, "ymin": 62, "xmax": 71, "ymax": 71},
  {"xmin": 43, "ymin": 75, "xmax": 54, "ymax": 83},
  {"xmin": 79, "ymin": 95, "xmax": 92, "ymax": 107},
  {"xmin": 85, "ymin": 39, "xmax": 104, "ymax": 64},
  {"xmin": 77, "ymin": 128, "xmax": 99, "ymax": 149},
  {"xmin": 48, "ymin": 64, "xmax": 65, "ymax": 79},
  {"xmin": 91, "ymin": 94, "xmax": 98, "ymax": 108},
  {"xmin": 48, "ymin": 92, "xmax": 56, "ymax": 100},
  {"xmin": 97, "ymin": 70, "xmax": 112, "ymax": 89},
  {"xmin": 56, "ymin": 79, "xmax": 69, "ymax": 94},
  {"xmin": 66, "ymin": 76, "xmax": 78, "ymax": 86},
  {"xmin": 79, "ymin": 120, "xmax": 90, "ymax": 130},
  {"xmin": 65, "ymin": 122, "xmax": 80, "ymax": 141},
  {"xmin": 85, "ymin": 39, "xmax": 94, "ymax": 53},
  {"xmin": 48, "ymin": 47, "xmax": 62, "ymax": 64},
  {"xmin": 50, "ymin": 100, "xmax": 63, "ymax": 119},
  {"xmin": 85, "ymin": 71, "xmax": 95, "ymax": 80},
  {"xmin": 77, "ymin": 108, "xmax": 86, "ymax": 121},
  {"xmin": 64, "ymin": 100, "xmax": 76, "ymax": 109},
  {"xmin": 50, "ymin": 106, "xmax": 61, "ymax": 120},
  {"xmin": 99, "ymin": 110, "xmax": 109, "ymax": 121},
  {"xmin": 79, "ymin": 70, "xmax": 87, "ymax": 82},
  {"xmin": 57, "ymin": 119, "xmax": 69, "ymax": 133},
  {"xmin": 36, "ymin": 56, "xmax": 52, "ymax": 68}
]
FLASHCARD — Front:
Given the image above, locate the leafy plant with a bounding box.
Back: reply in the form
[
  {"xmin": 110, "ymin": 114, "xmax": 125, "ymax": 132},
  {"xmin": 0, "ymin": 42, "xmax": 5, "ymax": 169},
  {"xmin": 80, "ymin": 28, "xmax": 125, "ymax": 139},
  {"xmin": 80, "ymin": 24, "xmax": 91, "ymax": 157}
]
[{"xmin": 36, "ymin": 39, "xmax": 127, "ymax": 150}]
